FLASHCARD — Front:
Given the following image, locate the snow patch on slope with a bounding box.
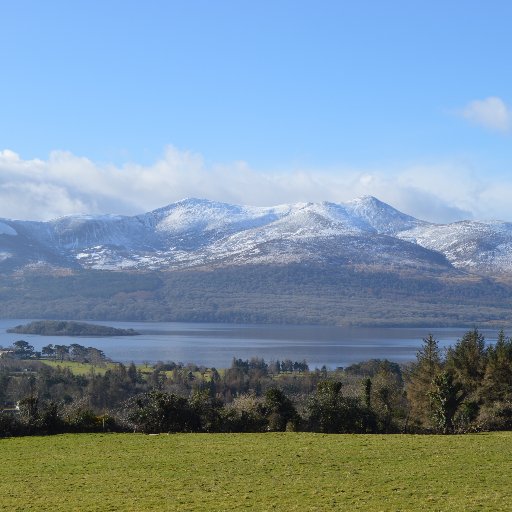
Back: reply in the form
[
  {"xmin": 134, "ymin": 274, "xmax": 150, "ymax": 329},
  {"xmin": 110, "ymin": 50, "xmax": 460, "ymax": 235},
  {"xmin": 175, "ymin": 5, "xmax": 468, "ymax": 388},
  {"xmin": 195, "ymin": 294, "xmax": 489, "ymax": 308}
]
[
  {"xmin": 398, "ymin": 220, "xmax": 512, "ymax": 273},
  {"xmin": 153, "ymin": 198, "xmax": 290, "ymax": 235}
]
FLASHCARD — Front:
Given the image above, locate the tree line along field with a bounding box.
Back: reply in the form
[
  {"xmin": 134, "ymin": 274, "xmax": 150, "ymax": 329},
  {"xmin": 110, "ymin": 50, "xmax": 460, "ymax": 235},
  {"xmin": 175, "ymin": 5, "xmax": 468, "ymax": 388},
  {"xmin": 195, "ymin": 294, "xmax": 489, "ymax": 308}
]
[
  {"xmin": 3, "ymin": 329, "xmax": 512, "ymax": 436},
  {"xmin": 1, "ymin": 432, "xmax": 512, "ymax": 511}
]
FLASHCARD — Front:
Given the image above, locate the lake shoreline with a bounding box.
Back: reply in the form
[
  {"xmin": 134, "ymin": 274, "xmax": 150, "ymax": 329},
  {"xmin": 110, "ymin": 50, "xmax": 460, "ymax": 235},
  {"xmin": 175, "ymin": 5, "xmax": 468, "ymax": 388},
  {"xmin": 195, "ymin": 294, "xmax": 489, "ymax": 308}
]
[{"xmin": 0, "ymin": 318, "xmax": 503, "ymax": 369}]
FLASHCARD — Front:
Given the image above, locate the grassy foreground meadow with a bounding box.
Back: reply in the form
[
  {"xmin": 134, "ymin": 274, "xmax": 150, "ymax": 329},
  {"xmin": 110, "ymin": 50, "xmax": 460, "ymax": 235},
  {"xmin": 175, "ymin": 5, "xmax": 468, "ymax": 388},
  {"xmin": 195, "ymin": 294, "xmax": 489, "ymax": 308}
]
[{"xmin": 2, "ymin": 432, "xmax": 512, "ymax": 511}]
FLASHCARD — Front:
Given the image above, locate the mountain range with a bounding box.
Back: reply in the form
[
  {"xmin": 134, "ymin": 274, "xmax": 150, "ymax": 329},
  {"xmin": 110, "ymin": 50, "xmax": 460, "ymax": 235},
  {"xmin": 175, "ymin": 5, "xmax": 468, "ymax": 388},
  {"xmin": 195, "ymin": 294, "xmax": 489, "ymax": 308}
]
[
  {"xmin": 2, "ymin": 196, "xmax": 512, "ymax": 327},
  {"xmin": 2, "ymin": 195, "xmax": 512, "ymax": 276}
]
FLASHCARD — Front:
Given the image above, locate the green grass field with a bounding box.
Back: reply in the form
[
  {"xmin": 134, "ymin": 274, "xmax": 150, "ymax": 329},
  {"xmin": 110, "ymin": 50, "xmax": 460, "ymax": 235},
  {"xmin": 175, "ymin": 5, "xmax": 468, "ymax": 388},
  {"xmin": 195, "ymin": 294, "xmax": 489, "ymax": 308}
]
[
  {"xmin": 1, "ymin": 432, "xmax": 512, "ymax": 511},
  {"xmin": 40, "ymin": 360, "xmax": 117, "ymax": 375}
]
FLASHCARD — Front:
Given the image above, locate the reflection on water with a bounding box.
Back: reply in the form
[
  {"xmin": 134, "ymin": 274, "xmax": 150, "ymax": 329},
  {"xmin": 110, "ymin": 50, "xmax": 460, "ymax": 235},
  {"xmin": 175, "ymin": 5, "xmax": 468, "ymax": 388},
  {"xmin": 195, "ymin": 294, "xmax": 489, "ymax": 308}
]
[{"xmin": 0, "ymin": 319, "xmax": 501, "ymax": 369}]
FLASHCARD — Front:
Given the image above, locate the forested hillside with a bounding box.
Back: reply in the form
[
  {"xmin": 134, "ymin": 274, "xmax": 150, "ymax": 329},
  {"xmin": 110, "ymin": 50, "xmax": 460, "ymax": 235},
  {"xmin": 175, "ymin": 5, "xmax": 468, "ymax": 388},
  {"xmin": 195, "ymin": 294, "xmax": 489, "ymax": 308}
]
[{"xmin": 1, "ymin": 265, "xmax": 512, "ymax": 326}]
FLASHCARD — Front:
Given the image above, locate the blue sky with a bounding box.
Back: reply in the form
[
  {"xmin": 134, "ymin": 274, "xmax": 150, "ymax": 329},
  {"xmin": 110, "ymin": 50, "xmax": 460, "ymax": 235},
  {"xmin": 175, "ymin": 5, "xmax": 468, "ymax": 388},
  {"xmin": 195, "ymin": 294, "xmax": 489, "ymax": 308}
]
[{"xmin": 1, "ymin": 1, "xmax": 511, "ymax": 221}]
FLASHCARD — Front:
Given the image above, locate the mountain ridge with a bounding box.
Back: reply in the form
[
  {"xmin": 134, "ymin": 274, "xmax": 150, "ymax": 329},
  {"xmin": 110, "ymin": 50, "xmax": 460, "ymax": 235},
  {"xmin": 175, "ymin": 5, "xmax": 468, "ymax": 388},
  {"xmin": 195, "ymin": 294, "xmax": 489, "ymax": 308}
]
[{"xmin": 1, "ymin": 195, "xmax": 512, "ymax": 277}]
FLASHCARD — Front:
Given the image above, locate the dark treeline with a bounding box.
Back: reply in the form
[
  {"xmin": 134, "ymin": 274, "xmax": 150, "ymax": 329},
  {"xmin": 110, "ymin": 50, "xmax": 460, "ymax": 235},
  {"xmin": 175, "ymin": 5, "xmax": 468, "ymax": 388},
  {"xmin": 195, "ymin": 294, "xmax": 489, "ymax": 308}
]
[
  {"xmin": 3, "ymin": 266, "xmax": 512, "ymax": 326},
  {"xmin": 1, "ymin": 328, "xmax": 512, "ymax": 436},
  {"xmin": 4, "ymin": 340, "xmax": 108, "ymax": 364}
]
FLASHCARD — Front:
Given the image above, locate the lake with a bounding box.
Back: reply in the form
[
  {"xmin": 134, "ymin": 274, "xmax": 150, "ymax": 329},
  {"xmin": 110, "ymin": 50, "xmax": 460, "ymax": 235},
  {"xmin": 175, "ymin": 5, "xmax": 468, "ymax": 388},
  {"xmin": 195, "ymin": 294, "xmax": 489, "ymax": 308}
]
[{"xmin": 0, "ymin": 319, "xmax": 502, "ymax": 369}]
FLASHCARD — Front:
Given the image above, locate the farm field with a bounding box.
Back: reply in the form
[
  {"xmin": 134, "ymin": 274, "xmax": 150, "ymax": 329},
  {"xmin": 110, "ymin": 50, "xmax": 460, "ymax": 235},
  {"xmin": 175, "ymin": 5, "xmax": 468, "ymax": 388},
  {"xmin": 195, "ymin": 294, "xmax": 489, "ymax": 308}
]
[
  {"xmin": 1, "ymin": 432, "xmax": 512, "ymax": 511},
  {"xmin": 40, "ymin": 360, "xmax": 116, "ymax": 376},
  {"xmin": 40, "ymin": 359, "xmax": 221, "ymax": 381}
]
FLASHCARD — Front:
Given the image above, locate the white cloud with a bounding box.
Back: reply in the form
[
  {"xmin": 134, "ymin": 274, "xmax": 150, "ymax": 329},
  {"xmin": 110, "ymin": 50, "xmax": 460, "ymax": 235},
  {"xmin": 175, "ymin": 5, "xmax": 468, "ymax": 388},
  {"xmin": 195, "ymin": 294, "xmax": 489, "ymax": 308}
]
[
  {"xmin": 461, "ymin": 96, "xmax": 511, "ymax": 132},
  {"xmin": 0, "ymin": 146, "xmax": 509, "ymax": 223}
]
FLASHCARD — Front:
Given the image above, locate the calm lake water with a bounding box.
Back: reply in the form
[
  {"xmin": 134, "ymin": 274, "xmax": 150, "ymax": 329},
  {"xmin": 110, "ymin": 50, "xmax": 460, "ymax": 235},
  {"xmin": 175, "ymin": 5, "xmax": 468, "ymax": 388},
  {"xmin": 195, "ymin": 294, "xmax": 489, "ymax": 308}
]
[{"xmin": 0, "ymin": 319, "xmax": 502, "ymax": 369}]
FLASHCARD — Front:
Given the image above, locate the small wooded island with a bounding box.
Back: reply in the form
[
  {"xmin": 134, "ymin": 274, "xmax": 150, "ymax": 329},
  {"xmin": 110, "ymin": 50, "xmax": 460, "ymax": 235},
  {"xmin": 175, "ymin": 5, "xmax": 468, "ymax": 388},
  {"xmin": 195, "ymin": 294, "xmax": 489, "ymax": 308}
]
[{"xmin": 7, "ymin": 320, "xmax": 140, "ymax": 337}]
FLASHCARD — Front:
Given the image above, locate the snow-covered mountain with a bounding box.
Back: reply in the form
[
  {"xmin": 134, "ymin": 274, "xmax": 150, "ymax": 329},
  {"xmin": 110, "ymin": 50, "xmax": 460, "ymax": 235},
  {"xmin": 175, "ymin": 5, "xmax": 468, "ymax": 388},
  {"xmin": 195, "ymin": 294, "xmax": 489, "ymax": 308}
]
[{"xmin": 2, "ymin": 196, "xmax": 512, "ymax": 276}]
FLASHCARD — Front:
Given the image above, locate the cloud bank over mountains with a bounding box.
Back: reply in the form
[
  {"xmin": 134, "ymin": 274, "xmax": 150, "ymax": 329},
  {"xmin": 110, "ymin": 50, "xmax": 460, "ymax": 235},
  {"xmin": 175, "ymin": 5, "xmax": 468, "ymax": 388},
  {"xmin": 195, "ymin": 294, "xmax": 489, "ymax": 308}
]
[{"xmin": 0, "ymin": 145, "xmax": 507, "ymax": 224}]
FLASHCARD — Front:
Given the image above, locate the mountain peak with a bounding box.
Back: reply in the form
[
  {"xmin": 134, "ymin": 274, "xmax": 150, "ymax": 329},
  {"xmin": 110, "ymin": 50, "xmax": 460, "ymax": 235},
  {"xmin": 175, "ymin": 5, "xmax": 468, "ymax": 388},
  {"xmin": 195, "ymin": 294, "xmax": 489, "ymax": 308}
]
[
  {"xmin": 348, "ymin": 195, "xmax": 399, "ymax": 210},
  {"xmin": 350, "ymin": 195, "xmax": 381, "ymax": 204},
  {"xmin": 344, "ymin": 196, "xmax": 424, "ymax": 235}
]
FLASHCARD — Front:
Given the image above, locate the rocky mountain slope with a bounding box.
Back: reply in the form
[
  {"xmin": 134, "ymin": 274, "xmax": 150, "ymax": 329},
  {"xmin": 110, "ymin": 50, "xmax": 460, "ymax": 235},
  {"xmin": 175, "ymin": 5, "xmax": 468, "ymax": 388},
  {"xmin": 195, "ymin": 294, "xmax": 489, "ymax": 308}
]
[{"xmin": 1, "ymin": 196, "xmax": 512, "ymax": 277}]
